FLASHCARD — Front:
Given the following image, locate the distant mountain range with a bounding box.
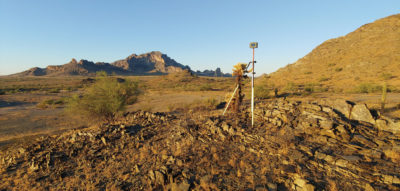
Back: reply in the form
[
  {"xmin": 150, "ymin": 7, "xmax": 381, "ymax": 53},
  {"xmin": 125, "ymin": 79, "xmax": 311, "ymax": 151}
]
[
  {"xmin": 13, "ymin": 51, "xmax": 231, "ymax": 77},
  {"xmin": 265, "ymin": 13, "xmax": 400, "ymax": 91}
]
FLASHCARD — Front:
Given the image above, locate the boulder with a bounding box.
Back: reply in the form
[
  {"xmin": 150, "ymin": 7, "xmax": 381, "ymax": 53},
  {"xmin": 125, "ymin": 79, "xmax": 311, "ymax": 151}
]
[
  {"xmin": 332, "ymin": 99, "xmax": 353, "ymax": 118},
  {"xmin": 376, "ymin": 118, "xmax": 400, "ymax": 134},
  {"xmin": 350, "ymin": 104, "xmax": 375, "ymax": 124}
]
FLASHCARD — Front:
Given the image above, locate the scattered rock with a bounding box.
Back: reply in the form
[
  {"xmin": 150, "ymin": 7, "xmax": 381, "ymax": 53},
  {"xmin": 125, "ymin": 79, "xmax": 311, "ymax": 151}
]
[
  {"xmin": 0, "ymin": 100, "xmax": 399, "ymax": 190},
  {"xmin": 101, "ymin": 137, "xmax": 107, "ymax": 145}
]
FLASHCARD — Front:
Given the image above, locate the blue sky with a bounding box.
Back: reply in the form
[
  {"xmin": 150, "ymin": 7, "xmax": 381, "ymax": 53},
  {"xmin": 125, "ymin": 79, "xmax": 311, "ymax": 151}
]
[{"xmin": 0, "ymin": 0, "xmax": 399, "ymax": 76}]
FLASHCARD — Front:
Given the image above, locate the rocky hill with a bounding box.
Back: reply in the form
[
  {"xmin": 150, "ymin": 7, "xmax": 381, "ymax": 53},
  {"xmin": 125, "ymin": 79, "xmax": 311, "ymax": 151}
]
[
  {"xmin": 112, "ymin": 51, "xmax": 190, "ymax": 74},
  {"xmin": 1, "ymin": 99, "xmax": 399, "ymax": 190},
  {"xmin": 266, "ymin": 14, "xmax": 400, "ymax": 92},
  {"xmin": 17, "ymin": 59, "xmax": 130, "ymax": 76},
  {"xmin": 13, "ymin": 51, "xmax": 229, "ymax": 77}
]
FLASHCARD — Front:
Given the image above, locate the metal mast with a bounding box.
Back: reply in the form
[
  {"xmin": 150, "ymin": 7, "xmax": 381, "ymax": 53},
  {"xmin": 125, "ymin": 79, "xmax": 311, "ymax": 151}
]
[{"xmin": 249, "ymin": 42, "xmax": 258, "ymax": 127}]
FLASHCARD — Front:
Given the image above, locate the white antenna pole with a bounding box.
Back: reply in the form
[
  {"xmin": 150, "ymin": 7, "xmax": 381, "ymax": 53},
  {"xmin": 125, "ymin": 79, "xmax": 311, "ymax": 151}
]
[
  {"xmin": 249, "ymin": 42, "xmax": 258, "ymax": 127},
  {"xmin": 251, "ymin": 48, "xmax": 255, "ymax": 127}
]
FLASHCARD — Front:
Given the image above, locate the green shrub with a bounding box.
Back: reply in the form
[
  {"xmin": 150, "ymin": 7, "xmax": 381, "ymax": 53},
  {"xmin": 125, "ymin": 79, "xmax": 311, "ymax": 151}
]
[
  {"xmin": 304, "ymin": 83, "xmax": 315, "ymax": 93},
  {"xmin": 335, "ymin": 67, "xmax": 343, "ymax": 72},
  {"xmin": 284, "ymin": 82, "xmax": 297, "ymax": 92},
  {"xmin": 356, "ymin": 83, "xmax": 382, "ymax": 93},
  {"xmin": 314, "ymin": 86, "xmax": 329, "ymax": 92},
  {"xmin": 47, "ymin": 88, "xmax": 60, "ymax": 93},
  {"xmin": 37, "ymin": 98, "xmax": 65, "ymax": 109},
  {"xmin": 328, "ymin": 63, "xmax": 336, "ymax": 67},
  {"xmin": 199, "ymin": 84, "xmax": 213, "ymax": 91},
  {"xmin": 205, "ymin": 97, "xmax": 219, "ymax": 108},
  {"xmin": 318, "ymin": 76, "xmax": 330, "ymax": 82},
  {"xmin": 380, "ymin": 73, "xmax": 393, "ymax": 80},
  {"xmin": 255, "ymin": 85, "xmax": 270, "ymax": 99},
  {"xmin": 66, "ymin": 74, "xmax": 140, "ymax": 122}
]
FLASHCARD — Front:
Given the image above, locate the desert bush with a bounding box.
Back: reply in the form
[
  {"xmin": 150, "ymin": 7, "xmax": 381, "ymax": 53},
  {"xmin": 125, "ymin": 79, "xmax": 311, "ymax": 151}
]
[
  {"xmin": 388, "ymin": 85, "xmax": 399, "ymax": 93},
  {"xmin": 37, "ymin": 98, "xmax": 65, "ymax": 109},
  {"xmin": 380, "ymin": 73, "xmax": 393, "ymax": 80},
  {"xmin": 304, "ymin": 83, "xmax": 315, "ymax": 93},
  {"xmin": 199, "ymin": 83, "xmax": 213, "ymax": 91},
  {"xmin": 335, "ymin": 67, "xmax": 343, "ymax": 72},
  {"xmin": 356, "ymin": 83, "xmax": 382, "ymax": 93},
  {"xmin": 205, "ymin": 97, "xmax": 219, "ymax": 108},
  {"xmin": 255, "ymin": 85, "xmax": 270, "ymax": 99},
  {"xmin": 315, "ymin": 86, "xmax": 329, "ymax": 92},
  {"xmin": 47, "ymin": 88, "xmax": 60, "ymax": 93},
  {"xmin": 66, "ymin": 73, "xmax": 140, "ymax": 122},
  {"xmin": 167, "ymin": 104, "xmax": 176, "ymax": 112},
  {"xmin": 284, "ymin": 82, "xmax": 297, "ymax": 92},
  {"xmin": 319, "ymin": 76, "xmax": 330, "ymax": 82}
]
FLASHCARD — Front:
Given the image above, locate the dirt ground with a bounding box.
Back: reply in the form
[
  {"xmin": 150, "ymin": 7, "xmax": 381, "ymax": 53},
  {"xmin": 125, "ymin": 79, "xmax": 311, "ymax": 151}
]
[
  {"xmin": 0, "ymin": 76, "xmax": 399, "ymax": 150},
  {"xmin": 0, "ymin": 88, "xmax": 227, "ymax": 148}
]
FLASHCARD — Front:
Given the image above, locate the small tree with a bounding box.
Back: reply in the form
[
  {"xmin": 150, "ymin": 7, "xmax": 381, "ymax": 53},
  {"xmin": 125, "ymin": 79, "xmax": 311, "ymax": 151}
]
[
  {"xmin": 66, "ymin": 72, "xmax": 140, "ymax": 122},
  {"xmin": 231, "ymin": 63, "xmax": 248, "ymax": 113}
]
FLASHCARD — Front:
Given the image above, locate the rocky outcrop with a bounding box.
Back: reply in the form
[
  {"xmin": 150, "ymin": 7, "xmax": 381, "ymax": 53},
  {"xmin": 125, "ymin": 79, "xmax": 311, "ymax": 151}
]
[
  {"xmin": 0, "ymin": 100, "xmax": 399, "ymax": 190},
  {"xmin": 21, "ymin": 67, "xmax": 46, "ymax": 76},
  {"xmin": 112, "ymin": 51, "xmax": 191, "ymax": 74}
]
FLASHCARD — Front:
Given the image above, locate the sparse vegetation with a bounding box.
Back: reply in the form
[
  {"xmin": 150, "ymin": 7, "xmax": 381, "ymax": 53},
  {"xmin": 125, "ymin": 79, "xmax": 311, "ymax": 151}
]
[
  {"xmin": 304, "ymin": 83, "xmax": 315, "ymax": 93},
  {"xmin": 356, "ymin": 83, "xmax": 383, "ymax": 93},
  {"xmin": 284, "ymin": 82, "xmax": 297, "ymax": 92},
  {"xmin": 66, "ymin": 72, "xmax": 140, "ymax": 122},
  {"xmin": 150, "ymin": 71, "xmax": 233, "ymax": 92},
  {"xmin": 199, "ymin": 83, "xmax": 213, "ymax": 91},
  {"xmin": 319, "ymin": 76, "xmax": 330, "ymax": 82},
  {"xmin": 328, "ymin": 63, "xmax": 336, "ymax": 67},
  {"xmin": 255, "ymin": 85, "xmax": 270, "ymax": 99},
  {"xmin": 47, "ymin": 88, "xmax": 60, "ymax": 93},
  {"xmin": 205, "ymin": 97, "xmax": 219, "ymax": 108},
  {"xmin": 37, "ymin": 98, "xmax": 65, "ymax": 109},
  {"xmin": 334, "ymin": 67, "xmax": 343, "ymax": 72},
  {"xmin": 381, "ymin": 73, "xmax": 393, "ymax": 80}
]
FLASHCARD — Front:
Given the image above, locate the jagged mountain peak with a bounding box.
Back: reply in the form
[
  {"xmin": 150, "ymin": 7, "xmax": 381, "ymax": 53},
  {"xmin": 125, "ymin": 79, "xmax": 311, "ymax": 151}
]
[{"xmin": 12, "ymin": 51, "xmax": 195, "ymax": 76}]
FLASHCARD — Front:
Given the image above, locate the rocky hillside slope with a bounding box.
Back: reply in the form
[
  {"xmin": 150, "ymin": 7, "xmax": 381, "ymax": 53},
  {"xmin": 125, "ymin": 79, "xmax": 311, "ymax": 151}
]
[
  {"xmin": 13, "ymin": 51, "xmax": 228, "ymax": 77},
  {"xmin": 1, "ymin": 99, "xmax": 399, "ymax": 190},
  {"xmin": 266, "ymin": 14, "xmax": 400, "ymax": 92}
]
